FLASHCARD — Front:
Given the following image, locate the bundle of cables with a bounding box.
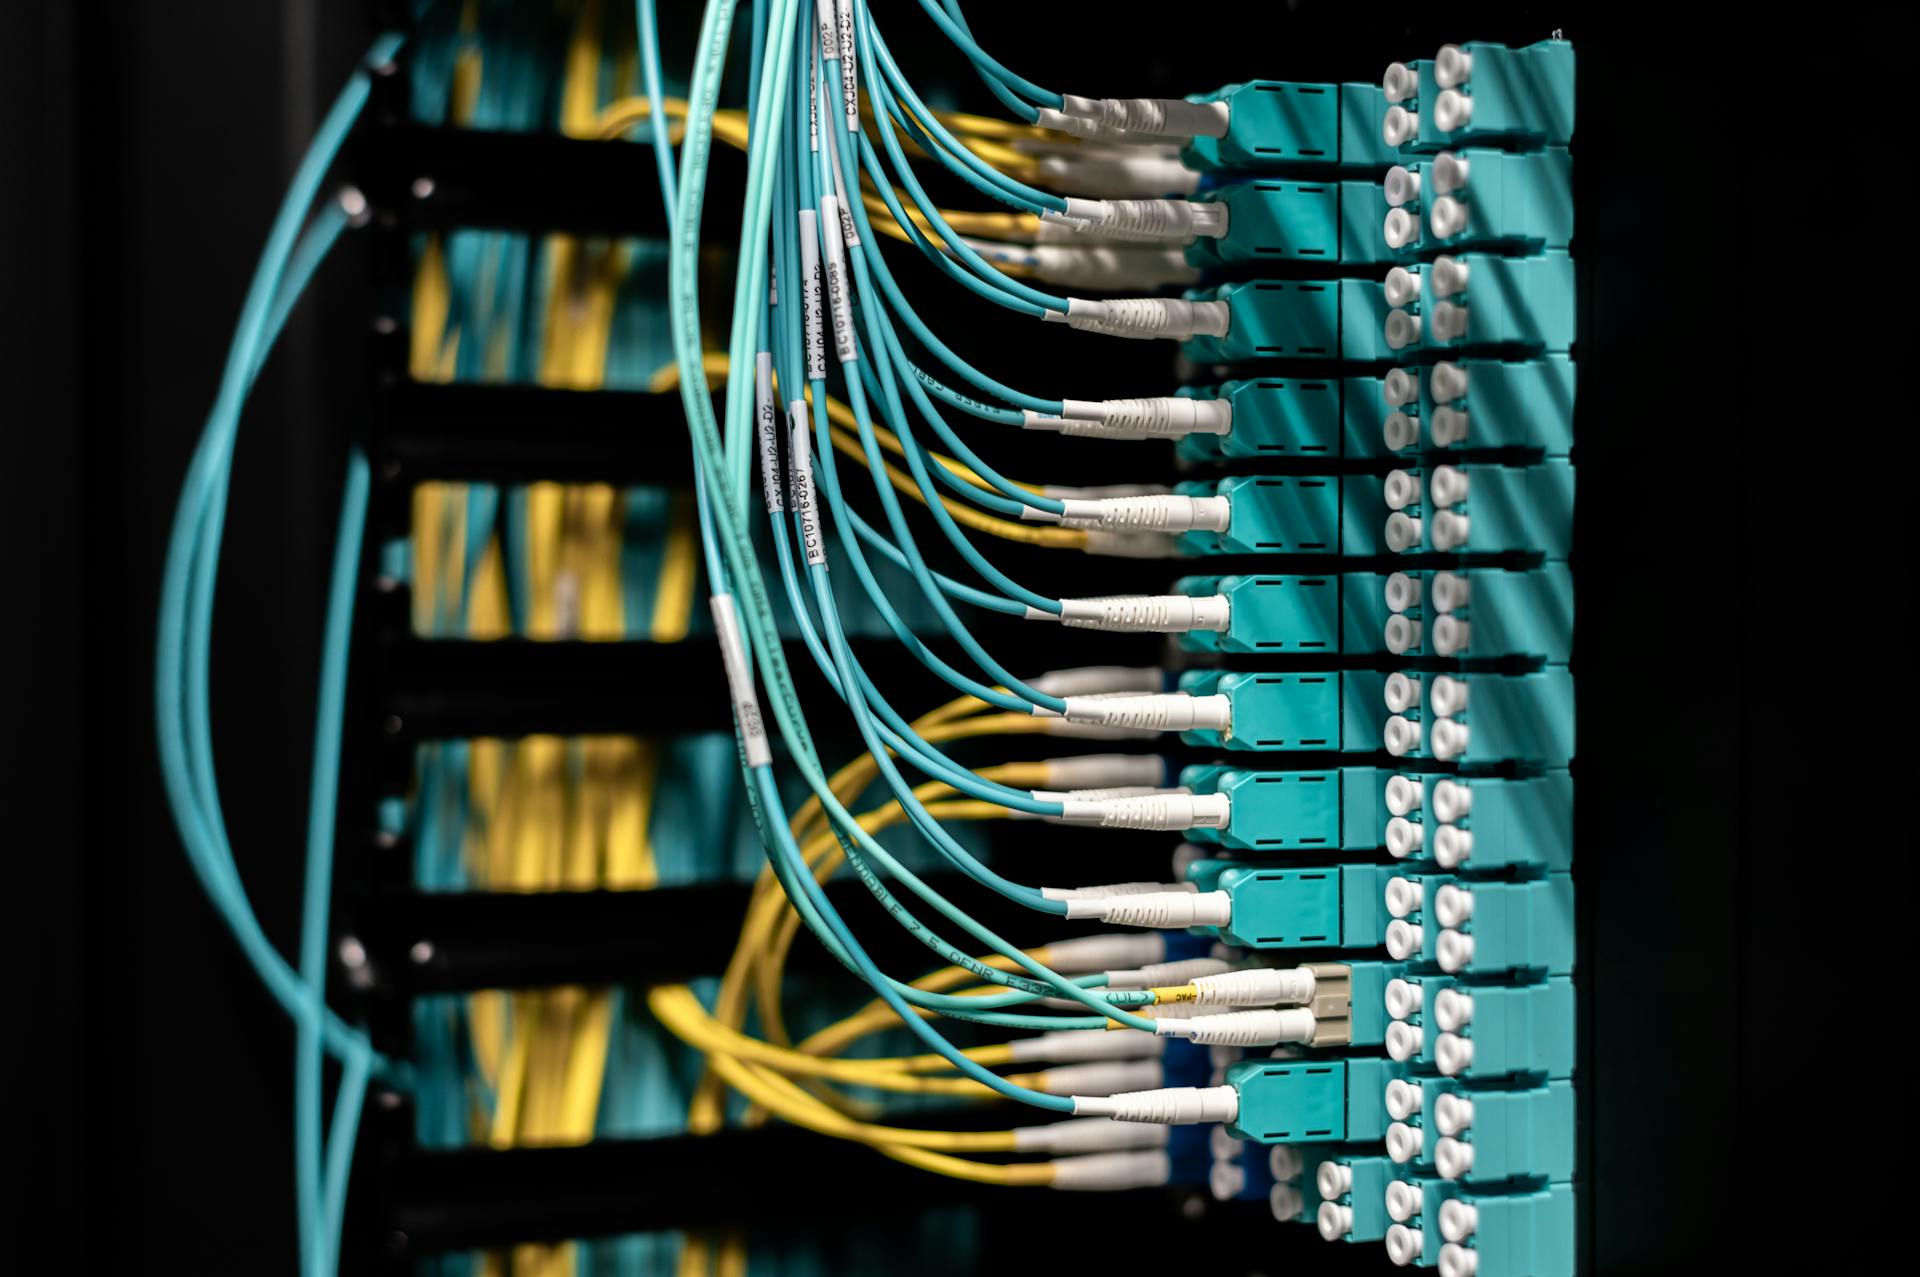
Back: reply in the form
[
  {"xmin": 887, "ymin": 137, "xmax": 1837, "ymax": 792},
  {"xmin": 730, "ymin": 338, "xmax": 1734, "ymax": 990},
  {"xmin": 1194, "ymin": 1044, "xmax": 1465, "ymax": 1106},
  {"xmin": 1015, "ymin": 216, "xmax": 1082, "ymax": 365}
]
[{"xmin": 161, "ymin": 3, "xmax": 1338, "ymax": 1274}]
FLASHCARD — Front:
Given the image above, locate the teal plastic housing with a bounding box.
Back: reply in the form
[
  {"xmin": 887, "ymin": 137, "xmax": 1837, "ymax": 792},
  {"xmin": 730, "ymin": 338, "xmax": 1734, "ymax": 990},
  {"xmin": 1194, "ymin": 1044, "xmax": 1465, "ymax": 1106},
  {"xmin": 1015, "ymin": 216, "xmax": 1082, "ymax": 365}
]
[
  {"xmin": 1424, "ymin": 148, "xmax": 1572, "ymax": 254},
  {"xmin": 1400, "ymin": 460, "xmax": 1574, "ymax": 556},
  {"xmin": 1177, "ymin": 668, "xmax": 1386, "ymax": 753},
  {"xmin": 1346, "ymin": 959, "xmax": 1398, "ymax": 1047},
  {"xmin": 1419, "ymin": 355, "xmax": 1574, "ymax": 456},
  {"xmin": 1439, "ymin": 1081, "xmax": 1575, "ymax": 1186},
  {"xmin": 1423, "ymin": 770, "xmax": 1574, "ymax": 873},
  {"xmin": 1430, "ymin": 976, "xmax": 1575, "ymax": 1081},
  {"xmin": 1180, "ymin": 764, "xmax": 1391, "ymax": 852},
  {"xmin": 1393, "ymin": 873, "xmax": 1574, "ymax": 976},
  {"xmin": 1422, "ymin": 668, "xmax": 1574, "ymax": 768},
  {"xmin": 1415, "ymin": 40, "xmax": 1576, "ymax": 150},
  {"xmin": 1176, "ymin": 376, "xmax": 1391, "ymax": 462},
  {"xmin": 1176, "ymin": 474, "xmax": 1388, "ymax": 555},
  {"xmin": 1185, "ymin": 180, "xmax": 1392, "ymax": 267},
  {"xmin": 1443, "ymin": 1181, "xmax": 1576, "ymax": 1277},
  {"xmin": 1182, "ymin": 81, "xmax": 1394, "ymax": 172},
  {"xmin": 1395, "ymin": 565, "xmax": 1574, "ymax": 662},
  {"xmin": 1306, "ymin": 1153, "xmax": 1397, "ymax": 1242},
  {"xmin": 1225, "ymin": 1055, "xmax": 1399, "ymax": 1144},
  {"xmin": 1182, "ymin": 278, "xmax": 1392, "ymax": 364},
  {"xmin": 1185, "ymin": 860, "xmax": 1394, "ymax": 950},
  {"xmin": 1175, "ymin": 573, "xmax": 1396, "ymax": 655},
  {"xmin": 1418, "ymin": 252, "xmax": 1573, "ymax": 353}
]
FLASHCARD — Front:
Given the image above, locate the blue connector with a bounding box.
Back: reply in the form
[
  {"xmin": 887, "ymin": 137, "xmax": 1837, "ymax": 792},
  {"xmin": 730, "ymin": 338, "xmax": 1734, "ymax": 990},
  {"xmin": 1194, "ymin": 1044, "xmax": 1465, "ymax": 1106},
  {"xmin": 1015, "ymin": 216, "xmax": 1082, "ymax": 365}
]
[
  {"xmin": 1385, "ymin": 771, "xmax": 1574, "ymax": 873},
  {"xmin": 1378, "ymin": 564, "xmax": 1573, "ymax": 661},
  {"xmin": 1383, "ymin": 460, "xmax": 1575, "ymax": 558},
  {"xmin": 1383, "ymin": 669, "xmax": 1574, "ymax": 768},
  {"xmin": 1183, "ymin": 81, "xmax": 1395, "ymax": 172},
  {"xmin": 1185, "ymin": 180, "xmax": 1393, "ymax": 267},
  {"xmin": 1306, "ymin": 1152, "xmax": 1398, "ymax": 1243},
  {"xmin": 1388, "ymin": 252, "xmax": 1573, "ymax": 355},
  {"xmin": 1185, "ymin": 859, "xmax": 1395, "ymax": 951},
  {"xmin": 1178, "ymin": 668, "xmax": 1386, "ymax": 753},
  {"xmin": 1180, "ymin": 764, "xmax": 1394, "ymax": 852},
  {"xmin": 1383, "ymin": 355, "xmax": 1573, "ymax": 457},
  {"xmin": 1177, "ymin": 475, "xmax": 1389, "ymax": 556},
  {"xmin": 1416, "ymin": 41, "xmax": 1575, "ymax": 151},
  {"xmin": 1388, "ymin": 977, "xmax": 1575, "ymax": 1081},
  {"xmin": 1225, "ymin": 1054, "xmax": 1401, "ymax": 1145},
  {"xmin": 1384, "ymin": 873, "xmax": 1574, "ymax": 976},
  {"xmin": 1182, "ymin": 278, "xmax": 1394, "ymax": 364},
  {"xmin": 1176, "ymin": 376, "xmax": 1395, "ymax": 462},
  {"xmin": 1174, "ymin": 573, "xmax": 1404, "ymax": 655}
]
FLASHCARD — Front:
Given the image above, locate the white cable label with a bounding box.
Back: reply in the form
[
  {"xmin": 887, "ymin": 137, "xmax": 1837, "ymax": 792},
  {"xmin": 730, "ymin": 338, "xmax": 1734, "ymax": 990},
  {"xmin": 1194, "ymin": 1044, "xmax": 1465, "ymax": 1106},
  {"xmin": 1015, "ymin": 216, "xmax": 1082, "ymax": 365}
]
[
  {"xmin": 797, "ymin": 210, "xmax": 827, "ymax": 380},
  {"xmin": 808, "ymin": 38, "xmax": 820, "ymax": 152},
  {"xmin": 834, "ymin": 0, "xmax": 859, "ymax": 132},
  {"xmin": 788, "ymin": 399, "xmax": 827, "ymax": 565},
  {"xmin": 755, "ymin": 352, "xmax": 783, "ymax": 512},
  {"xmin": 820, "ymin": 195, "xmax": 857, "ymax": 364},
  {"xmin": 710, "ymin": 593, "xmax": 773, "ymax": 769},
  {"xmin": 814, "ymin": 0, "xmax": 835, "ymax": 62},
  {"xmin": 831, "ymin": 159, "xmax": 861, "ymax": 247}
]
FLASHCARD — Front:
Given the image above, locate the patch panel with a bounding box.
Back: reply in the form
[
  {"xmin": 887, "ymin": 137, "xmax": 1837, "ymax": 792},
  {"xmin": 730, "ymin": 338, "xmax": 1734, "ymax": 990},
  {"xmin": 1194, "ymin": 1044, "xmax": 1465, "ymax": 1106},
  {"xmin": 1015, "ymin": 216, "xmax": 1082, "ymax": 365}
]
[{"xmin": 1384, "ymin": 148, "xmax": 1573, "ymax": 256}]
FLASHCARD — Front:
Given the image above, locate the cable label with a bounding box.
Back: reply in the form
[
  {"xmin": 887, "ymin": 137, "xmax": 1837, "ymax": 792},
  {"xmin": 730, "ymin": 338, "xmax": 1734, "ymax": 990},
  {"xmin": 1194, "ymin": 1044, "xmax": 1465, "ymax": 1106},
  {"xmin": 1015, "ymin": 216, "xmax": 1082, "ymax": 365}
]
[
  {"xmin": 710, "ymin": 594, "xmax": 773, "ymax": 769},
  {"xmin": 831, "ymin": 161, "xmax": 861, "ymax": 248},
  {"xmin": 820, "ymin": 195, "xmax": 857, "ymax": 364},
  {"xmin": 808, "ymin": 39, "xmax": 820, "ymax": 152},
  {"xmin": 797, "ymin": 210, "xmax": 827, "ymax": 380},
  {"xmin": 834, "ymin": 0, "xmax": 858, "ymax": 132},
  {"xmin": 788, "ymin": 399, "xmax": 827, "ymax": 566},
  {"xmin": 755, "ymin": 352, "xmax": 783, "ymax": 512}
]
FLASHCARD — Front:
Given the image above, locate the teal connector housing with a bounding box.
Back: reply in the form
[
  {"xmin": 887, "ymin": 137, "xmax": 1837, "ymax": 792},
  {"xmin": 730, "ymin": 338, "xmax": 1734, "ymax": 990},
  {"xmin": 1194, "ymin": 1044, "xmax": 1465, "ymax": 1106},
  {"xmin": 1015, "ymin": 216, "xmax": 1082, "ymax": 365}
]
[
  {"xmin": 1184, "ymin": 181, "xmax": 1393, "ymax": 267},
  {"xmin": 1411, "ymin": 668, "xmax": 1575, "ymax": 768},
  {"xmin": 1415, "ymin": 40, "xmax": 1575, "ymax": 150},
  {"xmin": 1185, "ymin": 859, "xmax": 1394, "ymax": 951},
  {"xmin": 1430, "ymin": 976, "xmax": 1574, "ymax": 1081},
  {"xmin": 1416, "ymin": 355, "xmax": 1574, "ymax": 456},
  {"xmin": 1433, "ymin": 1081, "xmax": 1575, "ymax": 1186},
  {"xmin": 1409, "ymin": 770, "xmax": 1574, "ymax": 873},
  {"xmin": 1176, "ymin": 376, "xmax": 1392, "ymax": 463},
  {"xmin": 1183, "ymin": 81, "xmax": 1394, "ymax": 172},
  {"xmin": 1390, "ymin": 564, "xmax": 1574, "ymax": 662},
  {"xmin": 1174, "ymin": 573, "xmax": 1397, "ymax": 655},
  {"xmin": 1182, "ymin": 278, "xmax": 1393, "ymax": 364},
  {"xmin": 1423, "ymin": 148, "xmax": 1572, "ymax": 254},
  {"xmin": 1416, "ymin": 252, "xmax": 1573, "ymax": 353},
  {"xmin": 1180, "ymin": 764, "xmax": 1391, "ymax": 852},
  {"xmin": 1178, "ymin": 668, "xmax": 1386, "ymax": 753},
  {"xmin": 1226, "ymin": 1055, "xmax": 1400, "ymax": 1145},
  {"xmin": 1393, "ymin": 459, "xmax": 1574, "ymax": 557},
  {"xmin": 1306, "ymin": 1153, "xmax": 1397, "ymax": 1243},
  {"xmin": 1177, "ymin": 474, "xmax": 1388, "ymax": 555},
  {"xmin": 1439, "ymin": 1181, "xmax": 1576, "ymax": 1277},
  {"xmin": 1390, "ymin": 872, "xmax": 1574, "ymax": 976},
  {"xmin": 1346, "ymin": 959, "xmax": 1397, "ymax": 1047}
]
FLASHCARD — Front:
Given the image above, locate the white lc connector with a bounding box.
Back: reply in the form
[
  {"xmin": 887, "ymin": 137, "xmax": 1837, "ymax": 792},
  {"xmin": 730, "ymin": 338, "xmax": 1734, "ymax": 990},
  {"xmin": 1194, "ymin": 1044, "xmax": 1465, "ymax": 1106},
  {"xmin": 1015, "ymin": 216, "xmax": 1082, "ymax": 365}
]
[
  {"xmin": 1041, "ymin": 197, "xmax": 1228, "ymax": 244},
  {"xmin": 1065, "ymin": 889, "xmax": 1232, "ymax": 929},
  {"xmin": 1047, "ymin": 296, "xmax": 1230, "ymax": 341},
  {"xmin": 1041, "ymin": 594, "xmax": 1230, "ymax": 634}
]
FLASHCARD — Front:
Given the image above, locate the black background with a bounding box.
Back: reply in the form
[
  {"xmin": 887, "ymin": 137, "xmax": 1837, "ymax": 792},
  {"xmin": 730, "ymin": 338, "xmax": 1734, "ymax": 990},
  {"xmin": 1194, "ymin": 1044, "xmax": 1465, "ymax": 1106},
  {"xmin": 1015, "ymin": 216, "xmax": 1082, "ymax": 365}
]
[{"xmin": 2, "ymin": 1, "xmax": 1894, "ymax": 1272}]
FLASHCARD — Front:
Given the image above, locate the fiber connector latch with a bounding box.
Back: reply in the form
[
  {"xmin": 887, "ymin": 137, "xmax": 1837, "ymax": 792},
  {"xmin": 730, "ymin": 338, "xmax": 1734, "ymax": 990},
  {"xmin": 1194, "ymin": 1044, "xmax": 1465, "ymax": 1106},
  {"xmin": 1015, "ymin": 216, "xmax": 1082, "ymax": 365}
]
[
  {"xmin": 1175, "ymin": 573, "xmax": 1397, "ymax": 655},
  {"xmin": 1176, "ymin": 475, "xmax": 1387, "ymax": 556},
  {"xmin": 1182, "ymin": 860, "xmax": 1394, "ymax": 951},
  {"xmin": 1180, "ymin": 278, "xmax": 1394, "ymax": 364},
  {"xmin": 1178, "ymin": 668, "xmax": 1386, "ymax": 754},
  {"xmin": 1223, "ymin": 1055, "xmax": 1400, "ymax": 1145},
  {"xmin": 1180, "ymin": 764, "xmax": 1394, "ymax": 851},
  {"xmin": 1176, "ymin": 375, "xmax": 1395, "ymax": 462}
]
